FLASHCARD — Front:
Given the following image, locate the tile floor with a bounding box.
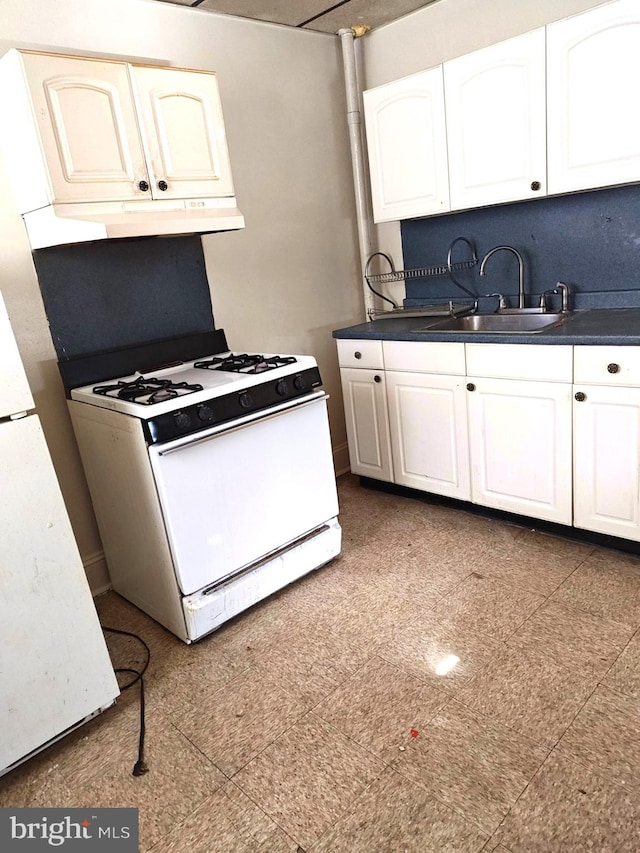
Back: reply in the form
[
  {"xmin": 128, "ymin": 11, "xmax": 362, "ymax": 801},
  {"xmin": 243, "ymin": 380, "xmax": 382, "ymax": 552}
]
[{"xmin": 3, "ymin": 474, "xmax": 640, "ymax": 851}]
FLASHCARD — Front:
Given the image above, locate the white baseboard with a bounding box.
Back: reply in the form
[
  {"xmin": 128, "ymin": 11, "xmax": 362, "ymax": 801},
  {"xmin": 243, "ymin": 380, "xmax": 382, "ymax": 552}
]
[
  {"xmin": 83, "ymin": 550, "xmax": 111, "ymax": 596},
  {"xmin": 333, "ymin": 441, "xmax": 351, "ymax": 477}
]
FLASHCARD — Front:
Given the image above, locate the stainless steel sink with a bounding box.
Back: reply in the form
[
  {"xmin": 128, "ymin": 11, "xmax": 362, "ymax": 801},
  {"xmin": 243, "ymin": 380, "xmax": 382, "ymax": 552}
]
[{"xmin": 415, "ymin": 312, "xmax": 567, "ymax": 334}]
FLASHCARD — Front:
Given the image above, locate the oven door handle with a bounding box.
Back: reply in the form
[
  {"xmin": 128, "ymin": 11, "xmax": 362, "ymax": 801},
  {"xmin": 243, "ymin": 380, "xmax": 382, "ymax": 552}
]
[{"xmin": 152, "ymin": 391, "xmax": 329, "ymax": 456}]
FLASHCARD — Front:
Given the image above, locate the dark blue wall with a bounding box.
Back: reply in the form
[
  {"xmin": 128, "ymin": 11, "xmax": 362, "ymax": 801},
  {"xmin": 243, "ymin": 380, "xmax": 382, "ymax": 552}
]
[
  {"xmin": 400, "ymin": 184, "xmax": 640, "ymax": 312},
  {"xmin": 33, "ymin": 235, "xmax": 215, "ymax": 359}
]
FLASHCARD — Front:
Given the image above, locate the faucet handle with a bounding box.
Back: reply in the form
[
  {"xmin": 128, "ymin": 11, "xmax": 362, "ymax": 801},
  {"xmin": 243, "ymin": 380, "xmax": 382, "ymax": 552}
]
[
  {"xmin": 486, "ymin": 293, "xmax": 508, "ymax": 310},
  {"xmin": 539, "ymin": 289, "xmax": 558, "ymax": 311}
]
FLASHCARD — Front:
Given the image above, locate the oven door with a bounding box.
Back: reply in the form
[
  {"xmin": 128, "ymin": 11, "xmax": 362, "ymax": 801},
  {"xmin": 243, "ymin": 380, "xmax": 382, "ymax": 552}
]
[{"xmin": 148, "ymin": 392, "xmax": 339, "ymax": 595}]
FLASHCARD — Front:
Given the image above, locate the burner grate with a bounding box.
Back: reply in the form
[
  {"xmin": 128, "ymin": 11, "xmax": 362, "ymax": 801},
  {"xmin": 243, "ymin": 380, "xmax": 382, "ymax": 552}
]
[
  {"xmin": 194, "ymin": 354, "xmax": 297, "ymax": 374},
  {"xmin": 93, "ymin": 376, "xmax": 204, "ymax": 405}
]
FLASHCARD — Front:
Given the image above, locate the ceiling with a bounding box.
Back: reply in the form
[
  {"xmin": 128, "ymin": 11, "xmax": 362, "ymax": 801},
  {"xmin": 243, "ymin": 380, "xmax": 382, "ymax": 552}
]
[{"xmin": 154, "ymin": 0, "xmax": 439, "ymax": 34}]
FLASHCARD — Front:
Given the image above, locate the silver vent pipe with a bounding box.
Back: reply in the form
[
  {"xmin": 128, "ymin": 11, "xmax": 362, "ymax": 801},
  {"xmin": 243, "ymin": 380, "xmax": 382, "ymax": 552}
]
[{"xmin": 338, "ymin": 25, "xmax": 376, "ymax": 319}]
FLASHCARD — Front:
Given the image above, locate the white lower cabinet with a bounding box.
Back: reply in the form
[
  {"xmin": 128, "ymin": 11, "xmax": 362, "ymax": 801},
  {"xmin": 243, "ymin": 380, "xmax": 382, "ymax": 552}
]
[
  {"xmin": 340, "ymin": 367, "xmax": 393, "ymax": 482},
  {"xmin": 573, "ymin": 384, "xmax": 640, "ymax": 540},
  {"xmin": 464, "ymin": 343, "xmax": 573, "ymax": 524},
  {"xmin": 467, "ymin": 376, "xmax": 572, "ymax": 524},
  {"xmin": 337, "ymin": 337, "xmax": 640, "ymax": 542},
  {"xmin": 573, "ymin": 344, "xmax": 640, "ymax": 540},
  {"xmin": 386, "ymin": 371, "xmax": 470, "ymax": 499}
]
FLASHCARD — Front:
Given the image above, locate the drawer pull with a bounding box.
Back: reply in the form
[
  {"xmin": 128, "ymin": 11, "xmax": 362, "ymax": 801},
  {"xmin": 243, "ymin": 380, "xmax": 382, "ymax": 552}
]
[
  {"xmin": 466, "ymin": 383, "xmax": 476, "ymax": 392},
  {"xmin": 575, "ymin": 391, "xmax": 586, "ymax": 402},
  {"xmin": 374, "ymin": 375, "xmax": 382, "ymax": 383},
  {"xmin": 354, "ymin": 351, "xmax": 362, "ymax": 360},
  {"xmin": 607, "ymin": 363, "xmax": 620, "ymax": 374}
]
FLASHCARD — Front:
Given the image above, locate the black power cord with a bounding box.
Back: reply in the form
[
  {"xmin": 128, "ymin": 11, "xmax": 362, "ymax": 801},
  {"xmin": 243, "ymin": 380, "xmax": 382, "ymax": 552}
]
[{"xmin": 101, "ymin": 626, "xmax": 151, "ymax": 776}]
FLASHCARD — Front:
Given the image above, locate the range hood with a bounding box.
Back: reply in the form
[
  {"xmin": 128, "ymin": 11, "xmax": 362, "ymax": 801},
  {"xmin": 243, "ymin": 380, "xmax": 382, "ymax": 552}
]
[{"xmin": 22, "ymin": 198, "xmax": 245, "ymax": 250}]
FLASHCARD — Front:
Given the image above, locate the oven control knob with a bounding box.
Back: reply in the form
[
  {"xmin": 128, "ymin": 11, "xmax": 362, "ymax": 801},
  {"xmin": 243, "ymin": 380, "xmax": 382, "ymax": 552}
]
[
  {"xmin": 276, "ymin": 379, "xmax": 289, "ymax": 397},
  {"xmin": 239, "ymin": 392, "xmax": 253, "ymax": 409},
  {"xmin": 175, "ymin": 412, "xmax": 192, "ymax": 431},
  {"xmin": 198, "ymin": 405, "xmax": 214, "ymax": 422},
  {"xmin": 293, "ymin": 374, "xmax": 307, "ymax": 391}
]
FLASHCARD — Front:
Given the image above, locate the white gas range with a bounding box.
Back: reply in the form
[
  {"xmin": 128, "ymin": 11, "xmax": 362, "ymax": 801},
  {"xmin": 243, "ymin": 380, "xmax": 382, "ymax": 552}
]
[{"xmin": 61, "ymin": 331, "xmax": 341, "ymax": 643}]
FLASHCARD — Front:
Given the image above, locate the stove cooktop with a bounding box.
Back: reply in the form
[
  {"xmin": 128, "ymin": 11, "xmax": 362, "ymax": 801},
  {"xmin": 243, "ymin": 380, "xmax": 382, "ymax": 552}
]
[
  {"xmin": 93, "ymin": 376, "xmax": 205, "ymax": 406},
  {"xmin": 69, "ymin": 351, "xmax": 324, "ymax": 442},
  {"xmin": 194, "ymin": 353, "xmax": 298, "ymax": 374}
]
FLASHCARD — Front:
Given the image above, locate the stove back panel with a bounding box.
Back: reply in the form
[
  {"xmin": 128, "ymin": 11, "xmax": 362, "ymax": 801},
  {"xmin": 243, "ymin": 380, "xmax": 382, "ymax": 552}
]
[{"xmin": 33, "ymin": 235, "xmax": 215, "ymax": 359}]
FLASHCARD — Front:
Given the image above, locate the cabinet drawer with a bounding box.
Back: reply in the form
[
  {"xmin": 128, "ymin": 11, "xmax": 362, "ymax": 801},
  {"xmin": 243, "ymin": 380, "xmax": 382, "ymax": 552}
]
[
  {"xmin": 337, "ymin": 339, "xmax": 384, "ymax": 369},
  {"xmin": 466, "ymin": 344, "xmax": 572, "ymax": 382},
  {"xmin": 574, "ymin": 346, "xmax": 640, "ymax": 386},
  {"xmin": 382, "ymin": 341, "xmax": 465, "ymax": 374}
]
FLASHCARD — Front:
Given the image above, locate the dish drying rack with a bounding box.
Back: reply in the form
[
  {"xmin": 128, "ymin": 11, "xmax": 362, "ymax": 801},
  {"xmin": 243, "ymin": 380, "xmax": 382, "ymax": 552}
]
[{"xmin": 365, "ymin": 236, "xmax": 479, "ymax": 320}]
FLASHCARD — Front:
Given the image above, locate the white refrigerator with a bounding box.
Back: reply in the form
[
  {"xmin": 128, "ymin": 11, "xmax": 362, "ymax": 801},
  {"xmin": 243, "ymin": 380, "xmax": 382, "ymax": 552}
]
[{"xmin": 0, "ymin": 290, "xmax": 119, "ymax": 776}]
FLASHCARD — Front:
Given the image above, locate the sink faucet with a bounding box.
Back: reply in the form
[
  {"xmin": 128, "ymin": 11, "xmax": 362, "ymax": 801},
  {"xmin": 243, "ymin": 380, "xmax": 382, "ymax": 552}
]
[
  {"xmin": 555, "ymin": 282, "xmax": 571, "ymax": 313},
  {"xmin": 479, "ymin": 246, "xmax": 526, "ymax": 309}
]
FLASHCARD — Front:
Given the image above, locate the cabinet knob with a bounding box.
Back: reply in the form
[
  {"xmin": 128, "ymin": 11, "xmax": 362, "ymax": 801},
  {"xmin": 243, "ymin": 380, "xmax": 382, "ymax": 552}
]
[
  {"xmin": 354, "ymin": 351, "xmax": 362, "ymax": 360},
  {"xmin": 374, "ymin": 375, "xmax": 382, "ymax": 383},
  {"xmin": 575, "ymin": 391, "xmax": 587, "ymax": 402},
  {"xmin": 466, "ymin": 383, "xmax": 476, "ymax": 392},
  {"xmin": 158, "ymin": 180, "xmax": 168, "ymax": 192},
  {"xmin": 530, "ymin": 180, "xmax": 541, "ymax": 191},
  {"xmin": 138, "ymin": 180, "xmax": 150, "ymax": 192},
  {"xmin": 607, "ymin": 363, "xmax": 620, "ymax": 374}
]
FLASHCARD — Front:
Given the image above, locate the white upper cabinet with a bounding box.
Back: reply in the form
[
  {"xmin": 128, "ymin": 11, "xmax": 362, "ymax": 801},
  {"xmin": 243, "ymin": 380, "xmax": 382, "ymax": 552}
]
[
  {"xmin": 444, "ymin": 29, "xmax": 547, "ymax": 210},
  {"xmin": 130, "ymin": 65, "xmax": 235, "ymax": 200},
  {"xmin": 363, "ymin": 67, "xmax": 450, "ymax": 222},
  {"xmin": 361, "ymin": 2, "xmax": 640, "ymax": 223},
  {"xmin": 10, "ymin": 52, "xmax": 146, "ymax": 208},
  {"xmin": 1, "ymin": 50, "xmax": 236, "ymax": 213},
  {"xmin": 547, "ymin": 0, "xmax": 640, "ymax": 194}
]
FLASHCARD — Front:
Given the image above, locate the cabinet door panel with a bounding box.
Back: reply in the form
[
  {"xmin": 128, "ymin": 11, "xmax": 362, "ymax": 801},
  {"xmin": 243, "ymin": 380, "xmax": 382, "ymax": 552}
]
[
  {"xmin": 21, "ymin": 53, "xmax": 146, "ymax": 203},
  {"xmin": 363, "ymin": 67, "xmax": 449, "ymax": 222},
  {"xmin": 547, "ymin": 0, "xmax": 640, "ymax": 193},
  {"xmin": 131, "ymin": 66, "xmax": 235, "ymax": 199},
  {"xmin": 574, "ymin": 384, "xmax": 640, "ymax": 539},
  {"xmin": 386, "ymin": 371, "xmax": 470, "ymax": 499},
  {"xmin": 468, "ymin": 378, "xmax": 572, "ymax": 523},
  {"xmin": 340, "ymin": 368, "xmax": 393, "ymax": 482},
  {"xmin": 444, "ymin": 29, "xmax": 546, "ymax": 209}
]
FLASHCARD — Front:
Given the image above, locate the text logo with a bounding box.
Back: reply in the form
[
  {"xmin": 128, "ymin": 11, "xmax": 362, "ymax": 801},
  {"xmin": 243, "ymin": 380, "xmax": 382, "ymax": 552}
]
[{"xmin": 0, "ymin": 809, "xmax": 138, "ymax": 850}]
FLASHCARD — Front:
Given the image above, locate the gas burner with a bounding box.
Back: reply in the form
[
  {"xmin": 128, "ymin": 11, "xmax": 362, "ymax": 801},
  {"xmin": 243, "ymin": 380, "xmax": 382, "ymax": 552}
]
[
  {"xmin": 93, "ymin": 376, "xmax": 204, "ymax": 406},
  {"xmin": 194, "ymin": 354, "xmax": 298, "ymax": 374}
]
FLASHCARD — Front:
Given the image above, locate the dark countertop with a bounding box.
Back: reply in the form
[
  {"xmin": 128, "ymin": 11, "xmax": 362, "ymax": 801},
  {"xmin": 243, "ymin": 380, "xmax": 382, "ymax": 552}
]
[{"xmin": 333, "ymin": 309, "xmax": 640, "ymax": 345}]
